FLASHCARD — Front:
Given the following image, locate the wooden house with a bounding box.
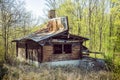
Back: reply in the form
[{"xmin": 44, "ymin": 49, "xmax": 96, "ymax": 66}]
[{"xmin": 12, "ymin": 13, "xmax": 89, "ymax": 63}]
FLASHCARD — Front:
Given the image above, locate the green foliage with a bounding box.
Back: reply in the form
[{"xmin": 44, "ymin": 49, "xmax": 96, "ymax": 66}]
[
  {"xmin": 0, "ymin": 0, "xmax": 119, "ymax": 79},
  {"xmin": 0, "ymin": 0, "xmax": 119, "ymax": 61},
  {"xmin": 54, "ymin": 0, "xmax": 120, "ymax": 53},
  {"xmin": 0, "ymin": 0, "xmax": 38, "ymax": 61},
  {"xmin": 45, "ymin": 1, "xmax": 120, "ymax": 78}
]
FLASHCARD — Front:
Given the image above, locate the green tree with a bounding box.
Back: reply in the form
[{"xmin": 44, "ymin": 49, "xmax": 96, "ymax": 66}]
[{"xmin": 0, "ymin": 0, "xmax": 34, "ymax": 61}]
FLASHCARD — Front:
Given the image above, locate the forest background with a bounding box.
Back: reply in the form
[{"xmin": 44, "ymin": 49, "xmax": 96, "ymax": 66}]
[
  {"xmin": 0, "ymin": 0, "xmax": 120, "ymax": 62},
  {"xmin": 0, "ymin": 0, "xmax": 120, "ymax": 79},
  {"xmin": 0, "ymin": 0, "xmax": 120, "ymax": 80}
]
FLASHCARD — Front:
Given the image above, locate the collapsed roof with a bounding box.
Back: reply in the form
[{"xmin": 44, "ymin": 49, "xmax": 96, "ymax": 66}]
[{"xmin": 12, "ymin": 17, "xmax": 88, "ymax": 43}]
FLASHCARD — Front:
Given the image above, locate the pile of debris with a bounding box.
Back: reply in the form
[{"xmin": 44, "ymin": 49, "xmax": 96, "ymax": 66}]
[{"xmin": 78, "ymin": 57, "xmax": 107, "ymax": 71}]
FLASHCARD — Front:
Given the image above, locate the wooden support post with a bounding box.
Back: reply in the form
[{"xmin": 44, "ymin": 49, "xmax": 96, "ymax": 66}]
[
  {"xmin": 79, "ymin": 42, "xmax": 83, "ymax": 59},
  {"xmin": 62, "ymin": 44, "xmax": 64, "ymax": 54},
  {"xmin": 38, "ymin": 46, "xmax": 43, "ymax": 63},
  {"xmin": 32, "ymin": 49, "xmax": 33, "ymax": 63},
  {"xmin": 25, "ymin": 43, "xmax": 28, "ymax": 59},
  {"xmin": 16, "ymin": 42, "xmax": 18, "ymax": 57},
  {"xmin": 41, "ymin": 46, "xmax": 43, "ymax": 62}
]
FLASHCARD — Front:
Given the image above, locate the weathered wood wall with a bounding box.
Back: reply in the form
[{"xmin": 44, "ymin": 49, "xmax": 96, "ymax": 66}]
[
  {"xmin": 17, "ymin": 41, "xmax": 42, "ymax": 62},
  {"xmin": 42, "ymin": 44, "xmax": 81, "ymax": 62},
  {"xmin": 17, "ymin": 42, "xmax": 26, "ymax": 61},
  {"xmin": 17, "ymin": 40, "xmax": 82, "ymax": 63},
  {"xmin": 43, "ymin": 45, "xmax": 53, "ymax": 62}
]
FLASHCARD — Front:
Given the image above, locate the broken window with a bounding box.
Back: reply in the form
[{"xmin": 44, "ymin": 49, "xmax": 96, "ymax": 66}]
[
  {"xmin": 64, "ymin": 44, "xmax": 72, "ymax": 54},
  {"xmin": 53, "ymin": 44, "xmax": 62, "ymax": 54},
  {"xmin": 53, "ymin": 44, "xmax": 72, "ymax": 54}
]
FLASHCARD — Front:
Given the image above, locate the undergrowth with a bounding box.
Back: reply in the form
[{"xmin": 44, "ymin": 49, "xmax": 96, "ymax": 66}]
[{"xmin": 0, "ymin": 53, "xmax": 120, "ymax": 80}]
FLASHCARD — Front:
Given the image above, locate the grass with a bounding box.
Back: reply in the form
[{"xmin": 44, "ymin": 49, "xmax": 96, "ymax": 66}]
[
  {"xmin": 1, "ymin": 63, "xmax": 111, "ymax": 80},
  {"xmin": 0, "ymin": 52, "xmax": 120, "ymax": 80},
  {"xmin": 0, "ymin": 59, "xmax": 119, "ymax": 80}
]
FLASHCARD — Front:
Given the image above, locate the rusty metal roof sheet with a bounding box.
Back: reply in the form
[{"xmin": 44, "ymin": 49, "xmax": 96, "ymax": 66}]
[
  {"xmin": 13, "ymin": 17, "xmax": 88, "ymax": 43},
  {"xmin": 13, "ymin": 17, "xmax": 68, "ymax": 42}
]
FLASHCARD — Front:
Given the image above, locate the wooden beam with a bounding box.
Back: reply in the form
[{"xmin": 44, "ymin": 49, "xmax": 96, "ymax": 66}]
[
  {"xmin": 25, "ymin": 43, "xmax": 28, "ymax": 59},
  {"xmin": 16, "ymin": 42, "xmax": 18, "ymax": 57},
  {"xmin": 38, "ymin": 46, "xmax": 43, "ymax": 63},
  {"xmin": 41, "ymin": 46, "xmax": 43, "ymax": 63}
]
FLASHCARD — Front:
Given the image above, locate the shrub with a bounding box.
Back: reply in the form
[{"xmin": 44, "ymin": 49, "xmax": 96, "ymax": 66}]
[{"xmin": 0, "ymin": 62, "xmax": 8, "ymax": 80}]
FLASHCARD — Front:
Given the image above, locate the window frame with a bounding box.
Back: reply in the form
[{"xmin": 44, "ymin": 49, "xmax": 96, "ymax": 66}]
[
  {"xmin": 53, "ymin": 44, "xmax": 62, "ymax": 54},
  {"xmin": 64, "ymin": 44, "xmax": 72, "ymax": 54},
  {"xmin": 53, "ymin": 44, "xmax": 72, "ymax": 54}
]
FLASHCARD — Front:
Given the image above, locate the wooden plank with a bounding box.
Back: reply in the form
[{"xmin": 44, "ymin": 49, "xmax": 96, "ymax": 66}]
[
  {"xmin": 25, "ymin": 43, "xmax": 28, "ymax": 59},
  {"xmin": 16, "ymin": 42, "xmax": 18, "ymax": 56},
  {"xmin": 41, "ymin": 46, "xmax": 43, "ymax": 62}
]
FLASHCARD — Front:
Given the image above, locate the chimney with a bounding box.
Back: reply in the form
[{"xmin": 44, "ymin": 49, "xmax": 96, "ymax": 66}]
[{"xmin": 48, "ymin": 10, "xmax": 56, "ymax": 19}]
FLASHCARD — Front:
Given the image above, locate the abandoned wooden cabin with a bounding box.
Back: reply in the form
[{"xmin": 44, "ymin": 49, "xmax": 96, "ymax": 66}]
[{"xmin": 12, "ymin": 10, "xmax": 89, "ymax": 63}]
